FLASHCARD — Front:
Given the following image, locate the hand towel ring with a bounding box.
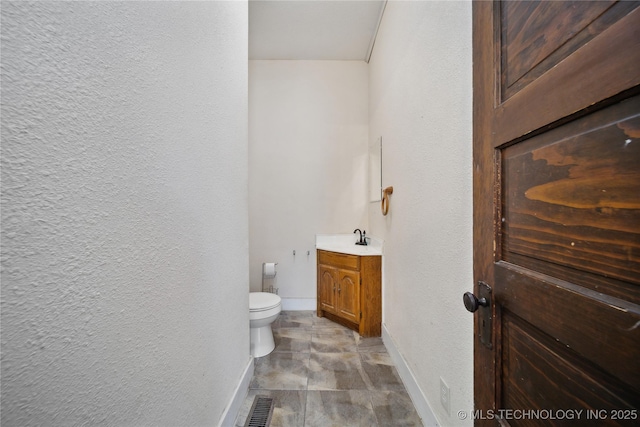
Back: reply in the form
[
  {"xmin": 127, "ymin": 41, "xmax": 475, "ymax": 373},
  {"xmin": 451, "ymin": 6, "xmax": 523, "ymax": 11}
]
[{"xmin": 381, "ymin": 186, "xmax": 393, "ymax": 216}]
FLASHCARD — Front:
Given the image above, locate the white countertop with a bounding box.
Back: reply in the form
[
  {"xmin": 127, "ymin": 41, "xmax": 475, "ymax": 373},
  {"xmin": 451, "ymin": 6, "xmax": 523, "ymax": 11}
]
[{"xmin": 315, "ymin": 233, "xmax": 383, "ymax": 256}]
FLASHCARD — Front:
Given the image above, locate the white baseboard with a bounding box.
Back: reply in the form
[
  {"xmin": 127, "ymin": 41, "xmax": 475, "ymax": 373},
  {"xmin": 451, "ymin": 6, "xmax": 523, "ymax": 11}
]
[
  {"xmin": 218, "ymin": 356, "xmax": 254, "ymax": 427},
  {"xmin": 382, "ymin": 324, "xmax": 440, "ymax": 427},
  {"xmin": 281, "ymin": 297, "xmax": 316, "ymax": 311}
]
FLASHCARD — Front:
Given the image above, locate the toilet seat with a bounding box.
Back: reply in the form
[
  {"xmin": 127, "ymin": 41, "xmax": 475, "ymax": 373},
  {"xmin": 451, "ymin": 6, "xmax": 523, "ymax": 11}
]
[{"xmin": 250, "ymin": 292, "xmax": 281, "ymax": 312}]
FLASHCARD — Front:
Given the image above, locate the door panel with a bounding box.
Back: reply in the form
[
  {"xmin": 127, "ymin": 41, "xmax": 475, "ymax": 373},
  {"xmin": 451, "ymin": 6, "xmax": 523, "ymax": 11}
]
[
  {"xmin": 493, "ymin": 5, "xmax": 640, "ymax": 146},
  {"xmin": 502, "ymin": 97, "xmax": 640, "ymax": 291},
  {"xmin": 500, "ymin": 0, "xmax": 638, "ymax": 99},
  {"xmin": 337, "ymin": 269, "xmax": 360, "ymax": 324},
  {"xmin": 496, "ymin": 263, "xmax": 640, "ymax": 394},
  {"xmin": 318, "ymin": 265, "xmax": 337, "ymax": 313},
  {"xmin": 473, "ymin": 1, "xmax": 640, "ymax": 425},
  {"xmin": 502, "ymin": 314, "xmax": 636, "ymax": 417}
]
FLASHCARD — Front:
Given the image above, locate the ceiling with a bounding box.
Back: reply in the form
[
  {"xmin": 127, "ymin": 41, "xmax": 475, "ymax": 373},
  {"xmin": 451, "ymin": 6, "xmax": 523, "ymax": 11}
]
[{"xmin": 249, "ymin": 0, "xmax": 387, "ymax": 62}]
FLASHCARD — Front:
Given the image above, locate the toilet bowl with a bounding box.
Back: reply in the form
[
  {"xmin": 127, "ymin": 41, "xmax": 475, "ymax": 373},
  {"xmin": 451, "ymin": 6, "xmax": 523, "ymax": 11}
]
[{"xmin": 249, "ymin": 292, "xmax": 282, "ymax": 358}]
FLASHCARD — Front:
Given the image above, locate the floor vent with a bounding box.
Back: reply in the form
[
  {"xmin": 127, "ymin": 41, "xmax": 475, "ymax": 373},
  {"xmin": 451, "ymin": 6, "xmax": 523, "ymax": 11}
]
[{"xmin": 244, "ymin": 395, "xmax": 274, "ymax": 427}]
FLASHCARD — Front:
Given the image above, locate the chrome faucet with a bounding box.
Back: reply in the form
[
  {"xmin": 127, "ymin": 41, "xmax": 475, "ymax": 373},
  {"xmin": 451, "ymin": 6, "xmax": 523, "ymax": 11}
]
[{"xmin": 354, "ymin": 229, "xmax": 368, "ymax": 246}]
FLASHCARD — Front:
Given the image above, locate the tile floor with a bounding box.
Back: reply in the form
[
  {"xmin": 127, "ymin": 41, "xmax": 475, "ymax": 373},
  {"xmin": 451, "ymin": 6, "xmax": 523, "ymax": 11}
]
[{"xmin": 235, "ymin": 311, "xmax": 423, "ymax": 426}]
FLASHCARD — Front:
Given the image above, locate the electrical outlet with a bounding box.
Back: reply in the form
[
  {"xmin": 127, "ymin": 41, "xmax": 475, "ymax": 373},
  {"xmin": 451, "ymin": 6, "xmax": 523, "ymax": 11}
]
[{"xmin": 440, "ymin": 377, "xmax": 450, "ymax": 415}]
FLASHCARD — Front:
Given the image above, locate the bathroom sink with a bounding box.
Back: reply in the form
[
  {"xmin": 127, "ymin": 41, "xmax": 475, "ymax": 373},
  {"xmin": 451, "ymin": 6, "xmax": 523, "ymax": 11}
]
[{"xmin": 315, "ymin": 234, "xmax": 383, "ymax": 256}]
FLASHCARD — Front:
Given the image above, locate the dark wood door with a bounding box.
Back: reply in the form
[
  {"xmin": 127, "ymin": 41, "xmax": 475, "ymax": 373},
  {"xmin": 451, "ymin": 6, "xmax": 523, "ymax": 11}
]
[{"xmin": 472, "ymin": 1, "xmax": 640, "ymax": 425}]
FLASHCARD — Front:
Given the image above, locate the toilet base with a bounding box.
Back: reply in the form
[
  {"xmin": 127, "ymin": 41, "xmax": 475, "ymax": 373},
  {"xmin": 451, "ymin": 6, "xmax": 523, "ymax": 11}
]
[{"xmin": 250, "ymin": 325, "xmax": 275, "ymax": 358}]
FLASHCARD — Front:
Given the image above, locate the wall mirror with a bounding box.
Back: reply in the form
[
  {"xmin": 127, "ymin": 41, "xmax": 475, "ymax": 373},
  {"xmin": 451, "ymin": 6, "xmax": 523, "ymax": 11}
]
[{"xmin": 369, "ymin": 137, "xmax": 382, "ymax": 202}]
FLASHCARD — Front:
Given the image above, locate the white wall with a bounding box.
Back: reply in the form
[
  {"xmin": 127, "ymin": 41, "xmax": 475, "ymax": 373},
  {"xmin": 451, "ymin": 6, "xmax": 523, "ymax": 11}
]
[
  {"xmin": 249, "ymin": 61, "xmax": 369, "ymax": 307},
  {"xmin": 368, "ymin": 1, "xmax": 474, "ymax": 426},
  {"xmin": 1, "ymin": 2, "xmax": 249, "ymax": 426}
]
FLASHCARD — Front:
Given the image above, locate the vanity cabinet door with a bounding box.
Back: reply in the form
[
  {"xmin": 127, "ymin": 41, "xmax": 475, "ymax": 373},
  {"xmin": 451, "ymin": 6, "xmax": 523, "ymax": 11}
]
[
  {"xmin": 336, "ymin": 269, "xmax": 360, "ymax": 324},
  {"xmin": 318, "ymin": 264, "xmax": 337, "ymax": 314}
]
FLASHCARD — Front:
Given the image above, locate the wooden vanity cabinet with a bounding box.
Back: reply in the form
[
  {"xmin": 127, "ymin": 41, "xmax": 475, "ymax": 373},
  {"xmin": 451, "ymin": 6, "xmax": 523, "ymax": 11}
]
[{"xmin": 317, "ymin": 250, "xmax": 382, "ymax": 337}]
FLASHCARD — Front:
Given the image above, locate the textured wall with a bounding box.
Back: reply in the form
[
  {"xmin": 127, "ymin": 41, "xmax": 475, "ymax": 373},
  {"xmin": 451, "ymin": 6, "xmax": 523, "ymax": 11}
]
[
  {"xmin": 368, "ymin": 1, "xmax": 474, "ymax": 425},
  {"xmin": 248, "ymin": 60, "xmax": 369, "ymax": 303},
  {"xmin": 1, "ymin": 2, "xmax": 249, "ymax": 426}
]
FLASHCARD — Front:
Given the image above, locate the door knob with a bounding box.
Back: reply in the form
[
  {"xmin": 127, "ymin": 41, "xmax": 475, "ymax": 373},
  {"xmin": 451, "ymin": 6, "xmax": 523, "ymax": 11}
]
[
  {"xmin": 463, "ymin": 292, "xmax": 489, "ymax": 312},
  {"xmin": 464, "ymin": 282, "xmax": 492, "ymax": 349}
]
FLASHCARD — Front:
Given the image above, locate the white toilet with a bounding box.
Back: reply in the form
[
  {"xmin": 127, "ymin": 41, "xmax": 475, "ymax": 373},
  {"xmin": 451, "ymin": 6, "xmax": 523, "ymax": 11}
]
[{"xmin": 249, "ymin": 292, "xmax": 282, "ymax": 358}]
